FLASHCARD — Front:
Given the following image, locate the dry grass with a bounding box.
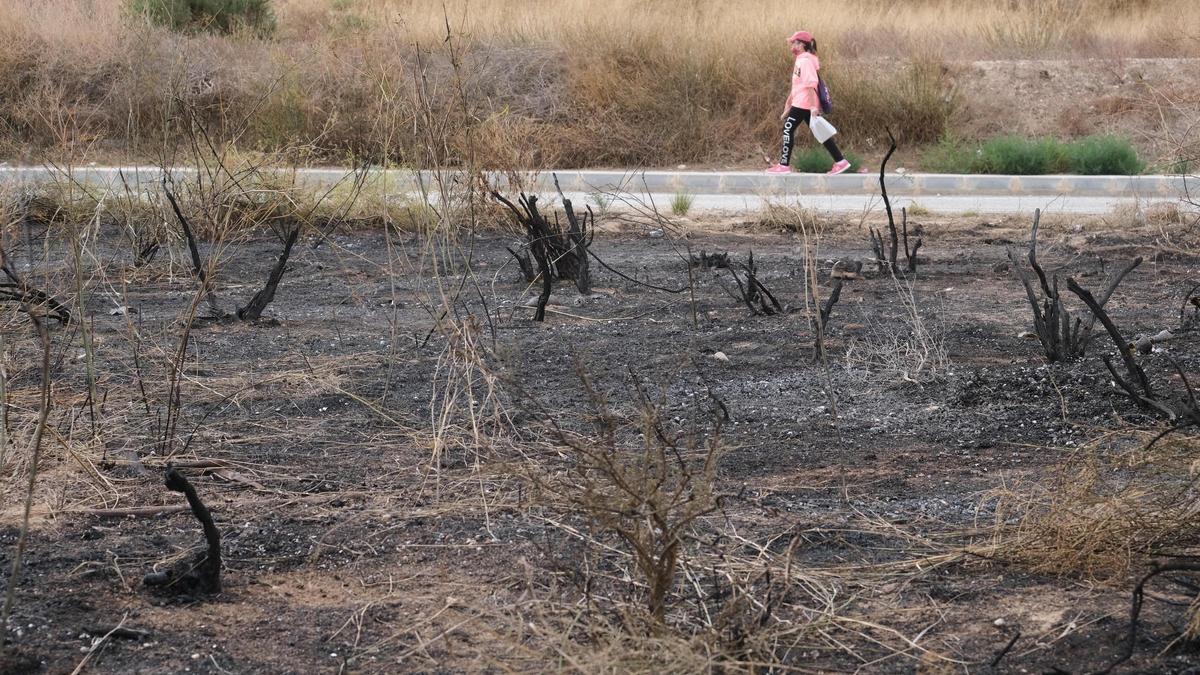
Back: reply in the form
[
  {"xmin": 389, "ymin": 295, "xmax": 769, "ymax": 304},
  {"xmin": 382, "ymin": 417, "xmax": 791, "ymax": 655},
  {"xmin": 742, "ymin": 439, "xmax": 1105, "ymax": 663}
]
[
  {"xmin": 757, "ymin": 196, "xmax": 867, "ymax": 233},
  {"xmin": 978, "ymin": 430, "xmax": 1200, "ymax": 580},
  {"xmin": 844, "ymin": 274, "xmax": 949, "ymax": 385},
  {"xmin": 0, "ymin": 0, "xmax": 1197, "ymax": 166},
  {"xmin": 3, "ymin": 181, "xmax": 1157, "ymax": 670}
]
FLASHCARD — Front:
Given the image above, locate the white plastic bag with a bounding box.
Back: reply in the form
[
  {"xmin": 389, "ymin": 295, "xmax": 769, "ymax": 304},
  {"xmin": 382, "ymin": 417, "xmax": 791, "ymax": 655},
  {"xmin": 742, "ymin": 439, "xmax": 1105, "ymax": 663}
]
[{"xmin": 810, "ymin": 116, "xmax": 837, "ymax": 143}]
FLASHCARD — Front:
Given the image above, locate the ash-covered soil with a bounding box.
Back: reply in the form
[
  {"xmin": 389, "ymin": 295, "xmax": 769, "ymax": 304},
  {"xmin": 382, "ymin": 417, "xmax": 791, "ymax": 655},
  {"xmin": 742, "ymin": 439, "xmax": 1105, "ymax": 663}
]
[{"xmin": 1, "ymin": 210, "xmax": 1198, "ymax": 673}]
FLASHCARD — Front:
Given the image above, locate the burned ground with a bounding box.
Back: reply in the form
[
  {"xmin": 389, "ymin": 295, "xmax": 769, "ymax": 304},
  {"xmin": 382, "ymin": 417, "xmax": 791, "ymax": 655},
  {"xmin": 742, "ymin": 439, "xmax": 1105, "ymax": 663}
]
[{"xmin": 0, "ymin": 210, "xmax": 1198, "ymax": 673}]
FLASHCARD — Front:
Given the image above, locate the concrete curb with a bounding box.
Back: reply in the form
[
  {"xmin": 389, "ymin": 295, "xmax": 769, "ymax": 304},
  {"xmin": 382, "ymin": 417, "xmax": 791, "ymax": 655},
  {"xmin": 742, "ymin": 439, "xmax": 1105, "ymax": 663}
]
[
  {"xmin": 0, "ymin": 166, "xmax": 1191, "ymax": 199},
  {"xmin": 538, "ymin": 170, "xmax": 1190, "ymax": 198}
]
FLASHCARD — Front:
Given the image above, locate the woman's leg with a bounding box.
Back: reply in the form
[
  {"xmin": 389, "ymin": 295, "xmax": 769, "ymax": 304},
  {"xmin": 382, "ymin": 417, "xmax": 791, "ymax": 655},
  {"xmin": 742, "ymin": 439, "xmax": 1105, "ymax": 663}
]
[
  {"xmin": 823, "ymin": 137, "xmax": 846, "ymax": 163},
  {"xmin": 809, "ymin": 115, "xmax": 846, "ymax": 163},
  {"xmin": 779, "ymin": 107, "xmax": 808, "ymax": 166}
]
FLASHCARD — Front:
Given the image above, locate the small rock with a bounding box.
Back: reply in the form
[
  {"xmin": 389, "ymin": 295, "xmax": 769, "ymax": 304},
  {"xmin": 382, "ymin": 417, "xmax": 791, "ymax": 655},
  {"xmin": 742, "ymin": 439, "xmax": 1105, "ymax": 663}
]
[
  {"xmin": 648, "ymin": 228, "xmax": 665, "ymax": 239},
  {"xmin": 830, "ymin": 259, "xmax": 863, "ymax": 280},
  {"xmin": 711, "ymin": 351, "xmax": 729, "ymax": 363},
  {"xmin": 993, "ymin": 618, "xmax": 1006, "ymax": 627}
]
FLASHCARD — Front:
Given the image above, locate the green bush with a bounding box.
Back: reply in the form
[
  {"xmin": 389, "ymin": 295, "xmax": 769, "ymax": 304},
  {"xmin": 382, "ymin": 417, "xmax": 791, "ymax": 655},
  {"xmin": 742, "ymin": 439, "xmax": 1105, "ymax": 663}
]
[
  {"xmin": 130, "ymin": 0, "xmax": 276, "ymax": 35},
  {"xmin": 670, "ymin": 190, "xmax": 694, "ymax": 216},
  {"xmin": 922, "ymin": 135, "xmax": 977, "ymax": 174},
  {"xmin": 1065, "ymin": 135, "xmax": 1144, "ymax": 175},
  {"xmin": 921, "ymin": 134, "xmax": 1143, "ymax": 175},
  {"xmin": 790, "ymin": 148, "xmax": 864, "ymax": 174},
  {"xmin": 976, "ymin": 136, "xmax": 1069, "ymax": 175}
]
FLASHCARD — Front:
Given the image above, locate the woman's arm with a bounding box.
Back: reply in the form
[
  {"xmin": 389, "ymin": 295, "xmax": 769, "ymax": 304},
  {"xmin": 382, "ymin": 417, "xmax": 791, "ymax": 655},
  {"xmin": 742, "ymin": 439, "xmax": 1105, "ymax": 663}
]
[{"xmin": 796, "ymin": 57, "xmax": 820, "ymax": 112}]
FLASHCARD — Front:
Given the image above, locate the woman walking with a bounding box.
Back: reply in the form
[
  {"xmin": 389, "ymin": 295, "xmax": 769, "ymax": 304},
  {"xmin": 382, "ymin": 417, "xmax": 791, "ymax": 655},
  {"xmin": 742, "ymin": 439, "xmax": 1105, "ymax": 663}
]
[{"xmin": 767, "ymin": 30, "xmax": 851, "ymax": 175}]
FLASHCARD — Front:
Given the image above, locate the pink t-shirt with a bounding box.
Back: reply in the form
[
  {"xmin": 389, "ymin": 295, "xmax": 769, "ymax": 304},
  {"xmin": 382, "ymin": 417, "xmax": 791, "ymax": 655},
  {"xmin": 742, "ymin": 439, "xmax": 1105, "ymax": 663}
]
[{"xmin": 788, "ymin": 52, "xmax": 820, "ymax": 113}]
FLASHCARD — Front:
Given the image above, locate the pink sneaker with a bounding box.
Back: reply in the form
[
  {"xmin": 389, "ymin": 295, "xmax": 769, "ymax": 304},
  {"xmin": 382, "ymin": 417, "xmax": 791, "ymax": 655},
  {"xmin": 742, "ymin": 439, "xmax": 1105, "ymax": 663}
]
[
  {"xmin": 765, "ymin": 164, "xmax": 792, "ymax": 174},
  {"xmin": 827, "ymin": 159, "xmax": 851, "ymax": 175}
]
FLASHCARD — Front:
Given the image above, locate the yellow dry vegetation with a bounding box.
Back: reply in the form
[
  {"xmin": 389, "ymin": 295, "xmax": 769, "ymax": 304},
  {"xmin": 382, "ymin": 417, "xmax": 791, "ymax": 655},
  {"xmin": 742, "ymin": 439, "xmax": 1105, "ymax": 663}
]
[{"xmin": 0, "ymin": 0, "xmax": 1196, "ymax": 164}]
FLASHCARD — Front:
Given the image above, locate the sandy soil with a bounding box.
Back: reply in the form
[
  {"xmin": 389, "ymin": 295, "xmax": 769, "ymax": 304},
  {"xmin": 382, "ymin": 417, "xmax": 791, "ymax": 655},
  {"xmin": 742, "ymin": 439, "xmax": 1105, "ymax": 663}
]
[
  {"xmin": 0, "ymin": 206, "xmax": 1199, "ymax": 673},
  {"xmin": 957, "ymin": 58, "xmax": 1200, "ymax": 159}
]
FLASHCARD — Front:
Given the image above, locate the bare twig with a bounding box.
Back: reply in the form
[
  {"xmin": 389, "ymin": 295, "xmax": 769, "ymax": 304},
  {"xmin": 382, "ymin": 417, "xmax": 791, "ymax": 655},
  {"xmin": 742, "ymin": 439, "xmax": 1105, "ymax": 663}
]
[
  {"xmin": 237, "ymin": 224, "xmax": 302, "ymax": 321},
  {"xmin": 69, "ymin": 613, "xmax": 130, "ymax": 675},
  {"xmin": 0, "ymin": 225, "xmax": 71, "ymax": 324},
  {"xmin": 1012, "ymin": 209, "xmax": 1141, "ymax": 362},
  {"xmin": 163, "ymin": 178, "xmax": 223, "ymax": 317},
  {"xmin": 1095, "ymin": 561, "xmax": 1200, "ymax": 675},
  {"xmin": 1066, "ymin": 277, "xmax": 1157, "ymax": 402},
  {"xmin": 0, "ymin": 313, "xmax": 51, "ymax": 656},
  {"xmin": 869, "ymin": 130, "xmax": 921, "ymax": 274}
]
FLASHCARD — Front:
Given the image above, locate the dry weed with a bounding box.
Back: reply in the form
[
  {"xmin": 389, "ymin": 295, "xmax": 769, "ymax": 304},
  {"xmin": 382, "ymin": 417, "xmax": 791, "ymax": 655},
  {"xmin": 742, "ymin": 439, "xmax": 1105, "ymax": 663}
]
[
  {"xmin": 757, "ymin": 197, "xmax": 857, "ymax": 233},
  {"xmin": 977, "ymin": 430, "xmax": 1200, "ymax": 579},
  {"xmin": 844, "ymin": 275, "xmax": 949, "ymax": 385},
  {"xmin": 1, "ymin": 0, "xmax": 1197, "ymax": 164}
]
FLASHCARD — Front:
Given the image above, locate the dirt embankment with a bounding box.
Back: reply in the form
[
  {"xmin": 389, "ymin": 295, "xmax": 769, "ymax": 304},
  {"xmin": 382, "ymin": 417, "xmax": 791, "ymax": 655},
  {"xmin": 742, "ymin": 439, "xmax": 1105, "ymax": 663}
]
[{"xmin": 953, "ymin": 58, "xmax": 1200, "ymax": 164}]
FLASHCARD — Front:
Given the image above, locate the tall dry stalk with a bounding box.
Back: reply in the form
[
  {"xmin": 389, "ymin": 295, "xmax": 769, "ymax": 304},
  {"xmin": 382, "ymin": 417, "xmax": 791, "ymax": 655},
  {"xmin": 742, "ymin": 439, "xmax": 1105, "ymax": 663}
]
[
  {"xmin": 0, "ymin": 334, "xmax": 8, "ymax": 469},
  {"xmin": 70, "ymin": 207, "xmax": 101, "ymax": 446},
  {"xmin": 406, "ymin": 11, "xmax": 513, "ymax": 502},
  {"xmin": 427, "ymin": 316, "xmax": 511, "ymax": 484},
  {"xmin": 0, "ymin": 313, "xmax": 51, "ymax": 658},
  {"xmin": 798, "ymin": 215, "xmax": 841, "ymax": 429},
  {"xmin": 0, "ymin": 208, "xmax": 12, "ymax": 471}
]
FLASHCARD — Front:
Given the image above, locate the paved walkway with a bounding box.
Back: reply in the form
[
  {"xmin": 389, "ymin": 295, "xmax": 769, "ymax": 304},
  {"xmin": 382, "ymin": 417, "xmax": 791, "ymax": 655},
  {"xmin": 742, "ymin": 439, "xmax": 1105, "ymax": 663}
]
[{"xmin": 1, "ymin": 166, "xmax": 1193, "ymax": 215}]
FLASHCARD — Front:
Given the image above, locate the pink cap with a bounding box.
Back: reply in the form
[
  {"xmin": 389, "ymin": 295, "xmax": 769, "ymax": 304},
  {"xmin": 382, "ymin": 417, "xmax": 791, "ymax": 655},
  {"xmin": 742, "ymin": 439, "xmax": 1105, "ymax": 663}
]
[{"xmin": 788, "ymin": 30, "xmax": 814, "ymax": 43}]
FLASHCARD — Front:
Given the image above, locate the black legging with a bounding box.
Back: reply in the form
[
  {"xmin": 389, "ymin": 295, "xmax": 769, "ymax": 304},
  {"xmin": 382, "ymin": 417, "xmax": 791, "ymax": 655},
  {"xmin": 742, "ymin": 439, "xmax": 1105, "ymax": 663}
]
[{"xmin": 780, "ymin": 106, "xmax": 844, "ymax": 166}]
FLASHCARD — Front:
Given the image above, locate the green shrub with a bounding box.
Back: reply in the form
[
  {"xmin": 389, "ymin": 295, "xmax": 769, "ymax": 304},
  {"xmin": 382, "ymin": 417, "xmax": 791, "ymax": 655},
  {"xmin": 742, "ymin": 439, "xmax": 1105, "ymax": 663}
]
[
  {"xmin": 790, "ymin": 148, "xmax": 863, "ymax": 174},
  {"xmin": 129, "ymin": 0, "xmax": 276, "ymax": 35},
  {"xmin": 976, "ymin": 136, "xmax": 1069, "ymax": 175},
  {"xmin": 670, "ymin": 190, "xmax": 694, "ymax": 216},
  {"xmin": 1065, "ymin": 135, "xmax": 1144, "ymax": 175},
  {"xmin": 589, "ymin": 192, "xmax": 612, "ymax": 215},
  {"xmin": 922, "ymin": 135, "xmax": 977, "ymax": 174},
  {"xmin": 920, "ymin": 134, "xmax": 1144, "ymax": 175}
]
